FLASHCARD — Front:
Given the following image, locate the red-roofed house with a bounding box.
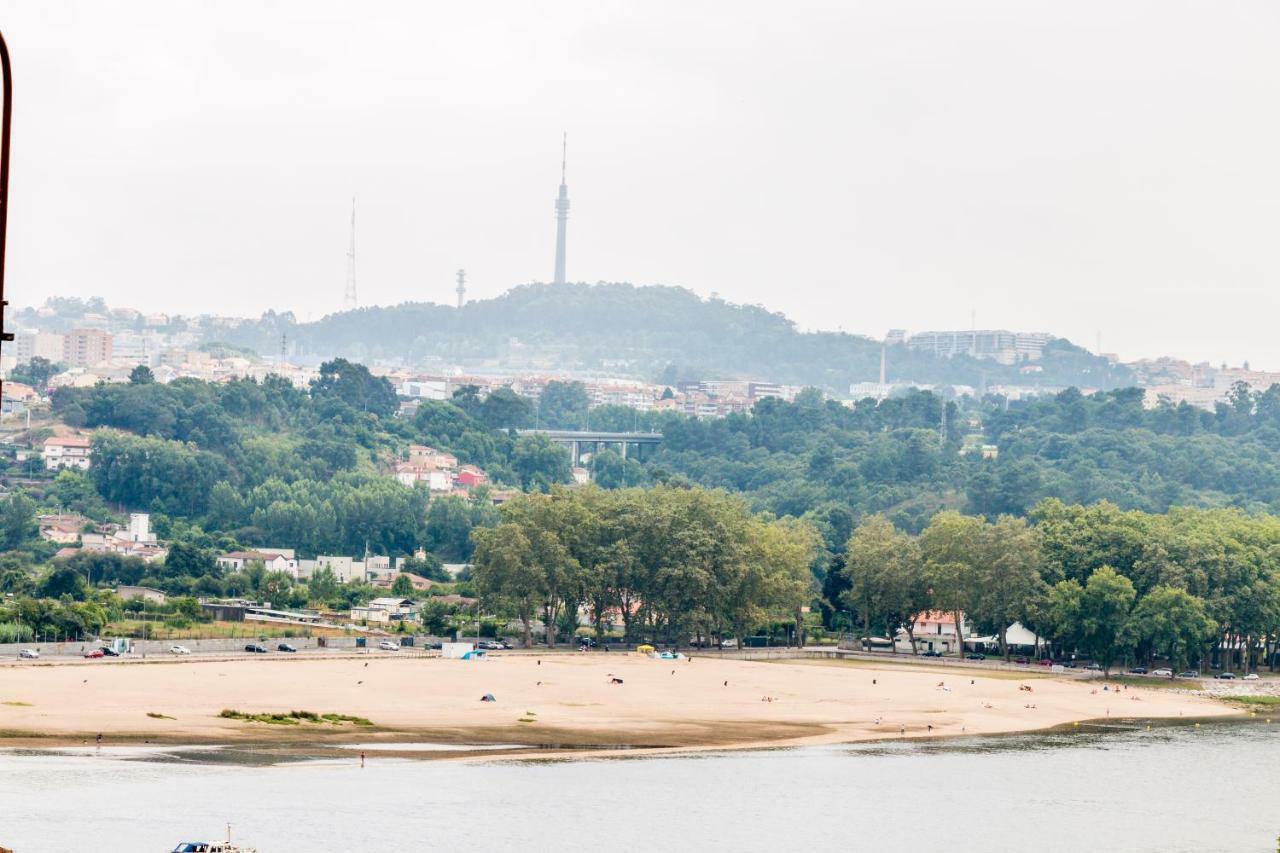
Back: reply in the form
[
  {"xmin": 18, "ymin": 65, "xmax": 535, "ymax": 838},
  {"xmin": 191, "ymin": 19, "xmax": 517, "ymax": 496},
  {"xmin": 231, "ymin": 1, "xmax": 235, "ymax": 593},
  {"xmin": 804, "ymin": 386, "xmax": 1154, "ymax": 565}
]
[
  {"xmin": 455, "ymin": 464, "xmax": 487, "ymax": 488},
  {"xmin": 895, "ymin": 610, "xmax": 969, "ymax": 655},
  {"xmin": 43, "ymin": 436, "xmax": 92, "ymax": 471}
]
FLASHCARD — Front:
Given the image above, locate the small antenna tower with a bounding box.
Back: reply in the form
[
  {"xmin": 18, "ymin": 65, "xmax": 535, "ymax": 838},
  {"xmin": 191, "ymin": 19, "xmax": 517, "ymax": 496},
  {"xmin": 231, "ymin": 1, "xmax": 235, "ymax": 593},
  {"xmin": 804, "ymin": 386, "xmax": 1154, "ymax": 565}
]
[
  {"xmin": 343, "ymin": 197, "xmax": 358, "ymax": 311},
  {"xmin": 456, "ymin": 269, "xmax": 466, "ymax": 309},
  {"xmin": 280, "ymin": 333, "xmax": 287, "ymax": 363}
]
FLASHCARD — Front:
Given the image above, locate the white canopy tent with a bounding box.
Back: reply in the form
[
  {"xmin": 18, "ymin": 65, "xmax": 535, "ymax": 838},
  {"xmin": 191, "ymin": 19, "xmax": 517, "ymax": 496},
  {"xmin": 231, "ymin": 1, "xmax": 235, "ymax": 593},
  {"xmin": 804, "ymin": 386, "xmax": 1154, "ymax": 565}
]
[{"xmin": 964, "ymin": 622, "xmax": 1046, "ymax": 653}]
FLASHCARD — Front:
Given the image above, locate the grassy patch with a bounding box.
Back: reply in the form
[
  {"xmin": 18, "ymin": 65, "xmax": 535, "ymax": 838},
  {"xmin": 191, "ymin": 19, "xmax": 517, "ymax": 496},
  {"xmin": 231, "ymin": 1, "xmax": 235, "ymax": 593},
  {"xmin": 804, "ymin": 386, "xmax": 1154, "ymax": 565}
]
[
  {"xmin": 146, "ymin": 712, "xmax": 175, "ymax": 720},
  {"xmin": 103, "ymin": 619, "xmax": 348, "ymax": 641},
  {"xmin": 1102, "ymin": 675, "xmax": 1193, "ymax": 690},
  {"xmin": 785, "ymin": 658, "xmax": 1051, "ymax": 680},
  {"xmin": 517, "ymin": 717, "xmax": 536, "ymax": 723},
  {"xmin": 1, "ymin": 700, "xmax": 32, "ymax": 707},
  {"xmin": 1227, "ymin": 695, "xmax": 1280, "ymax": 707},
  {"xmin": 219, "ymin": 708, "xmax": 372, "ymax": 726}
]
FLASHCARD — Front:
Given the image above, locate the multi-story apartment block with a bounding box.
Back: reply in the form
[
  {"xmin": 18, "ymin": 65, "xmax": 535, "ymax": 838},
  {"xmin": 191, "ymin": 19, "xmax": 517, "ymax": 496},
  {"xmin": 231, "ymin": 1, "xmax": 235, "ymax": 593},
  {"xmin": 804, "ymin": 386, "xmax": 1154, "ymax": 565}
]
[{"xmin": 61, "ymin": 329, "xmax": 114, "ymax": 368}]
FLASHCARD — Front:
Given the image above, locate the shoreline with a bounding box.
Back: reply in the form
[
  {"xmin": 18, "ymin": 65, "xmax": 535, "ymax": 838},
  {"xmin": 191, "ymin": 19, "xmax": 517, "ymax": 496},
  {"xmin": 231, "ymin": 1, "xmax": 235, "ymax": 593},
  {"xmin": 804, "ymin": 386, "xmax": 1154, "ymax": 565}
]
[
  {"xmin": 0, "ymin": 653, "xmax": 1245, "ymax": 762},
  {"xmin": 0, "ymin": 714, "xmax": 1256, "ymax": 766}
]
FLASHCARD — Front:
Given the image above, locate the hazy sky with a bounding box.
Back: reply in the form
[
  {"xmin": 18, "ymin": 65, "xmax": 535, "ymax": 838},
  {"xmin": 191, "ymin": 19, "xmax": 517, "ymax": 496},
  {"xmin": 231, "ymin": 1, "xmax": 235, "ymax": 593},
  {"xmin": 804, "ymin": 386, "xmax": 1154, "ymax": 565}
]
[{"xmin": 4, "ymin": 2, "xmax": 1279, "ymax": 366}]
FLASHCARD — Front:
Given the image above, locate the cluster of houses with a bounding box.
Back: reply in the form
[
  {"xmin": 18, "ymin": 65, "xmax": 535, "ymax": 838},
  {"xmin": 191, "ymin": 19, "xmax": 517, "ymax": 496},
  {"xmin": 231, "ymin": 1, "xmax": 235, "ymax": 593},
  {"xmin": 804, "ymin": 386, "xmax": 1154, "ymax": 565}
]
[
  {"xmin": 42, "ymin": 511, "xmax": 168, "ymax": 563},
  {"xmin": 213, "ymin": 547, "xmax": 462, "ymax": 591},
  {"xmin": 392, "ymin": 444, "xmax": 488, "ymax": 495}
]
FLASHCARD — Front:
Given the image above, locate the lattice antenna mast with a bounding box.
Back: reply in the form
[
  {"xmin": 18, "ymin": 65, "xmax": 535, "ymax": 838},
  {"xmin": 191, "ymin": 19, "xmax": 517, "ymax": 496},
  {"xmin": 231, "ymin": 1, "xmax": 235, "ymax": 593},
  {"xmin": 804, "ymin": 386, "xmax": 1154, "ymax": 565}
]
[{"xmin": 343, "ymin": 197, "xmax": 358, "ymax": 311}]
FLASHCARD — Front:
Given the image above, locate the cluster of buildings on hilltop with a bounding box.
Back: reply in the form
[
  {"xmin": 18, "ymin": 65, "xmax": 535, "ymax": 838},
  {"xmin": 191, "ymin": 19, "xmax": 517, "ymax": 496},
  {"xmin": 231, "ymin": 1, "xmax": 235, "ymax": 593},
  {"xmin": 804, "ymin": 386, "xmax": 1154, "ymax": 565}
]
[
  {"xmin": 390, "ymin": 370, "xmax": 802, "ymax": 419},
  {"xmin": 893, "ymin": 328, "xmax": 1055, "ymax": 366},
  {"xmin": 41, "ymin": 511, "xmax": 168, "ymax": 563},
  {"xmin": 15, "ymin": 299, "xmax": 1280, "ymax": 421},
  {"xmin": 3, "ymin": 319, "xmax": 319, "ymax": 392},
  {"xmin": 1132, "ymin": 358, "xmax": 1280, "ymax": 411}
]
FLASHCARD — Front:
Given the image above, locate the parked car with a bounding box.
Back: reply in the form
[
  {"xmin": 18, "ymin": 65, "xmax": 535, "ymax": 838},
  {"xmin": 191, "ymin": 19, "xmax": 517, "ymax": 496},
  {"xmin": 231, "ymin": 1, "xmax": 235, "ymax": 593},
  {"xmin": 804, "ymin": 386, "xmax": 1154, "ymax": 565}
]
[
  {"xmin": 100, "ymin": 646, "xmax": 120, "ymax": 657},
  {"xmin": 478, "ymin": 640, "xmax": 506, "ymax": 651},
  {"xmin": 1243, "ymin": 672, "xmax": 1259, "ymax": 680},
  {"xmin": 83, "ymin": 649, "xmax": 104, "ymax": 659},
  {"xmin": 964, "ymin": 653, "xmax": 985, "ymax": 661},
  {"xmin": 1037, "ymin": 659, "xmax": 1055, "ymax": 666},
  {"xmin": 921, "ymin": 650, "xmax": 943, "ymax": 658},
  {"xmin": 1177, "ymin": 670, "xmax": 1199, "ymax": 678},
  {"xmin": 18, "ymin": 648, "xmax": 38, "ymax": 659},
  {"xmin": 1085, "ymin": 663, "xmax": 1103, "ymax": 671},
  {"xmin": 1061, "ymin": 661, "xmax": 1078, "ymax": 668},
  {"xmin": 1128, "ymin": 666, "xmax": 1148, "ymax": 675},
  {"xmin": 1215, "ymin": 672, "xmax": 1235, "ymax": 680},
  {"xmin": 277, "ymin": 643, "xmax": 297, "ymax": 653},
  {"xmin": 719, "ymin": 639, "xmax": 738, "ymax": 649},
  {"xmin": 169, "ymin": 645, "xmax": 191, "ymax": 655},
  {"xmin": 576, "ymin": 636, "xmax": 598, "ymax": 648},
  {"xmin": 1151, "ymin": 668, "xmax": 1173, "ymax": 677},
  {"xmin": 1014, "ymin": 656, "xmax": 1030, "ymax": 664},
  {"xmin": 244, "ymin": 643, "xmax": 268, "ymax": 653},
  {"xmin": 378, "ymin": 640, "xmax": 401, "ymax": 651}
]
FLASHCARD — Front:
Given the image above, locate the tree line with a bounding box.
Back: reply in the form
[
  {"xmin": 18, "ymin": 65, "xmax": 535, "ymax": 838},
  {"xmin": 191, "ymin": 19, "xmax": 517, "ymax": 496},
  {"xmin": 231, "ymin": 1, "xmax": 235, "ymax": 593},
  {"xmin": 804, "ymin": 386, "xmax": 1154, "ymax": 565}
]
[
  {"xmin": 471, "ymin": 485, "xmax": 820, "ymax": 648},
  {"xmin": 826, "ymin": 500, "xmax": 1280, "ymax": 673}
]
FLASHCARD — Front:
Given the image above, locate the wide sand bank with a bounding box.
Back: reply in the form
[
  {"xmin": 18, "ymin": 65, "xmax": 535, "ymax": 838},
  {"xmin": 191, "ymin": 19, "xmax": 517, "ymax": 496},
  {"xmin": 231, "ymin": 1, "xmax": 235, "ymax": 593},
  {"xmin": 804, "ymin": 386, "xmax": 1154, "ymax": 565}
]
[{"xmin": 0, "ymin": 653, "xmax": 1239, "ymax": 756}]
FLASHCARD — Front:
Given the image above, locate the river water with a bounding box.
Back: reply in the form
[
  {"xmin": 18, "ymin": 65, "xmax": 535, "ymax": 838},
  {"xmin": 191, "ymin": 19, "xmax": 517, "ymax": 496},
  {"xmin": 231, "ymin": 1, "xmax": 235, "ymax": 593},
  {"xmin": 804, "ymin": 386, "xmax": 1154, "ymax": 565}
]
[{"xmin": 1, "ymin": 722, "xmax": 1276, "ymax": 852}]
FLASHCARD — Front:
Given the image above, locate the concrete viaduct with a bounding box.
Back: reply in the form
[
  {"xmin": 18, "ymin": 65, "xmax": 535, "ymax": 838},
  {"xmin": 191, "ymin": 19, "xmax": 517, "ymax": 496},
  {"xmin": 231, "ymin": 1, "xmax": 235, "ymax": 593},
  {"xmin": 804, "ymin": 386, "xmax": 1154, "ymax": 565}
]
[{"xmin": 516, "ymin": 429, "xmax": 662, "ymax": 467}]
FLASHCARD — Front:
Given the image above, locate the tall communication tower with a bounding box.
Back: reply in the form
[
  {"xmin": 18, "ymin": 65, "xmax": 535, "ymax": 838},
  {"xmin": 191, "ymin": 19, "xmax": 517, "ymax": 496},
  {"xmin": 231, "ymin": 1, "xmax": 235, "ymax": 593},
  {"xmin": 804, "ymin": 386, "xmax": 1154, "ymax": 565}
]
[
  {"xmin": 455, "ymin": 269, "xmax": 466, "ymax": 309},
  {"xmin": 343, "ymin": 198, "xmax": 358, "ymax": 311},
  {"xmin": 553, "ymin": 133, "xmax": 569, "ymax": 285}
]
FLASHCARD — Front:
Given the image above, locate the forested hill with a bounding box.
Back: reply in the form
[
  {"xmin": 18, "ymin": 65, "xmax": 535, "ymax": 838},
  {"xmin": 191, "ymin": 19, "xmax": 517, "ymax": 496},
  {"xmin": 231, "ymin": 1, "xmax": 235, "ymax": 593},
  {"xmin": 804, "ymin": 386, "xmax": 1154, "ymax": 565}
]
[{"xmin": 217, "ymin": 283, "xmax": 1130, "ymax": 392}]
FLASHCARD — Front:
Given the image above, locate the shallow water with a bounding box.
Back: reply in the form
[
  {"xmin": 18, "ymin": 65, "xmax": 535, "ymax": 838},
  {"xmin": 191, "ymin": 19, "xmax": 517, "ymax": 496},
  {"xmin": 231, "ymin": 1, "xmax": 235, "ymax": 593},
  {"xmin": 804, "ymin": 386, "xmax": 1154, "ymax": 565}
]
[{"xmin": 0, "ymin": 722, "xmax": 1277, "ymax": 852}]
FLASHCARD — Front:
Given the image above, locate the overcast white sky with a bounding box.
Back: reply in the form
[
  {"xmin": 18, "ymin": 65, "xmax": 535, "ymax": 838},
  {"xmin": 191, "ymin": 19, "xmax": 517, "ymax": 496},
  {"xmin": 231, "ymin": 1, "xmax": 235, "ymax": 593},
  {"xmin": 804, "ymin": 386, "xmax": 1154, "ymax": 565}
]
[{"xmin": 4, "ymin": 1, "xmax": 1279, "ymax": 365}]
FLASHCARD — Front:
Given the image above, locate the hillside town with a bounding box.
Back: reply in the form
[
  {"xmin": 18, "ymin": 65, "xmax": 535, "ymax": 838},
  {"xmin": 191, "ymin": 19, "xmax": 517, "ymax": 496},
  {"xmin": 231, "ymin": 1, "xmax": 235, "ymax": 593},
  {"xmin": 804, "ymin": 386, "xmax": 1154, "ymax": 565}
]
[{"xmin": 6, "ymin": 298, "xmax": 1279, "ymax": 418}]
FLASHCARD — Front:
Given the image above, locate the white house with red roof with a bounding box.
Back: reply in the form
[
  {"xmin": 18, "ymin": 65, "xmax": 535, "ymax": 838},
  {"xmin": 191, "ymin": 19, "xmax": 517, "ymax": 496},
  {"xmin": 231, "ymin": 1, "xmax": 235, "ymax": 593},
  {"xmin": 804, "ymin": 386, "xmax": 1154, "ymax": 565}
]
[
  {"xmin": 42, "ymin": 435, "xmax": 92, "ymax": 470},
  {"xmin": 895, "ymin": 610, "xmax": 968, "ymax": 654}
]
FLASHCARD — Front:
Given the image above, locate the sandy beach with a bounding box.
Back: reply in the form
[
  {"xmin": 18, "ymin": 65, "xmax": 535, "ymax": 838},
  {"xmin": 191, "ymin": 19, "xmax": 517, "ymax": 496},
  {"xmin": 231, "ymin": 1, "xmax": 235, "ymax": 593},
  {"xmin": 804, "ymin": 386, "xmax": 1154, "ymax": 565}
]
[{"xmin": 0, "ymin": 653, "xmax": 1240, "ymax": 757}]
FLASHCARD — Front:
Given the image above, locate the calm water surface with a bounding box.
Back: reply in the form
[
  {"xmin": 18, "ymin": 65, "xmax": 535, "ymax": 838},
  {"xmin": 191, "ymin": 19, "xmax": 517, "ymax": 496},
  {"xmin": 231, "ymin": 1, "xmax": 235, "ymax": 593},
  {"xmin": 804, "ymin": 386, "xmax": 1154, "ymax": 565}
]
[{"xmin": 1, "ymin": 722, "xmax": 1277, "ymax": 852}]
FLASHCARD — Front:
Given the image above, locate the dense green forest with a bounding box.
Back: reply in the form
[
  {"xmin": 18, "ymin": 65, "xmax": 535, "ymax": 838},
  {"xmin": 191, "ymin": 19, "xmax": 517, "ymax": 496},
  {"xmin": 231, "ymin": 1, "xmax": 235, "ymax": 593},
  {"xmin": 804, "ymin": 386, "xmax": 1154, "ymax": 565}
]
[
  {"xmin": 43, "ymin": 361, "xmax": 566, "ymax": 559},
  {"xmin": 211, "ymin": 283, "xmax": 1129, "ymax": 392},
  {"xmin": 34, "ymin": 366, "xmax": 1280, "ymax": 560}
]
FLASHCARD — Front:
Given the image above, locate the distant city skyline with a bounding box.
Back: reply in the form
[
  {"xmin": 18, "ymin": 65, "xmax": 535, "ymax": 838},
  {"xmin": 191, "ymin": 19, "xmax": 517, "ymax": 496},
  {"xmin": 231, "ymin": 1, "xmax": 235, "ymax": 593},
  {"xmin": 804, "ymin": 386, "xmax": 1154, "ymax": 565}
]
[{"xmin": 3, "ymin": 1, "xmax": 1279, "ymax": 367}]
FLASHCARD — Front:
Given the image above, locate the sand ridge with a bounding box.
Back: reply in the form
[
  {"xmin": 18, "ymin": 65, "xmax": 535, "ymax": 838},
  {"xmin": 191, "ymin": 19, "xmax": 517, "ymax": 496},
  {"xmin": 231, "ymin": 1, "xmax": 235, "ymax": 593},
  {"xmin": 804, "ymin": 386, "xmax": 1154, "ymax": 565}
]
[{"xmin": 0, "ymin": 652, "xmax": 1240, "ymax": 755}]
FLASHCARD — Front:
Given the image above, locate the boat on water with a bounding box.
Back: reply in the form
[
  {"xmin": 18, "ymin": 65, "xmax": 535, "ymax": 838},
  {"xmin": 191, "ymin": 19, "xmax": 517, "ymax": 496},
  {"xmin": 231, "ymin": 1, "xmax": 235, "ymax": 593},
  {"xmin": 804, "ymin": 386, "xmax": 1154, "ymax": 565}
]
[{"xmin": 172, "ymin": 827, "xmax": 256, "ymax": 853}]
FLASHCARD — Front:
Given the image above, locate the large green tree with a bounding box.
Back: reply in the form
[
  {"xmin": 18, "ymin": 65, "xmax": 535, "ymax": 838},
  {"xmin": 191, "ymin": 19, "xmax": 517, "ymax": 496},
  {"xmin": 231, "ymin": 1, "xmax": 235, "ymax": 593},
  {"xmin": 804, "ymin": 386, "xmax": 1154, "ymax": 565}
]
[
  {"xmin": 1079, "ymin": 566, "xmax": 1137, "ymax": 674},
  {"xmin": 1129, "ymin": 585, "xmax": 1215, "ymax": 673}
]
